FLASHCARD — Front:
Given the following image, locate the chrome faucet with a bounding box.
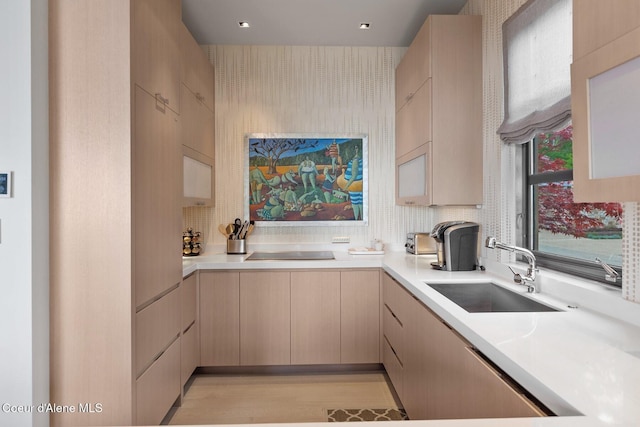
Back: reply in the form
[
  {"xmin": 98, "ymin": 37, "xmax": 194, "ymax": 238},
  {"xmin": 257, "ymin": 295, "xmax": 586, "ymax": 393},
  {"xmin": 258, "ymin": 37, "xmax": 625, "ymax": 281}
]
[{"xmin": 485, "ymin": 237, "xmax": 539, "ymax": 293}]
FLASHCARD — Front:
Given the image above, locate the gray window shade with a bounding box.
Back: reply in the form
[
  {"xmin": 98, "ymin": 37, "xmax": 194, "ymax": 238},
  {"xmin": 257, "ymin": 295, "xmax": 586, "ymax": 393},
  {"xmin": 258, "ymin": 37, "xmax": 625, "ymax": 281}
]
[{"xmin": 498, "ymin": 0, "xmax": 572, "ymax": 144}]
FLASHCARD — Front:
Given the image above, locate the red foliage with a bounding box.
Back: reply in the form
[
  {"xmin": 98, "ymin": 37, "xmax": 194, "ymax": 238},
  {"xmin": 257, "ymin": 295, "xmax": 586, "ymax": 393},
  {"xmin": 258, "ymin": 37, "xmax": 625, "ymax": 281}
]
[{"xmin": 536, "ymin": 126, "xmax": 623, "ymax": 238}]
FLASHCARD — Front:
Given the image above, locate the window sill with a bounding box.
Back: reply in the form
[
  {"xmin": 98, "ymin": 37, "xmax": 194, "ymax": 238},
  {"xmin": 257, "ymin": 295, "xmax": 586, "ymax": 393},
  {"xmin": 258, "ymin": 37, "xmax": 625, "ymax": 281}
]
[{"xmin": 483, "ymin": 258, "xmax": 639, "ymax": 329}]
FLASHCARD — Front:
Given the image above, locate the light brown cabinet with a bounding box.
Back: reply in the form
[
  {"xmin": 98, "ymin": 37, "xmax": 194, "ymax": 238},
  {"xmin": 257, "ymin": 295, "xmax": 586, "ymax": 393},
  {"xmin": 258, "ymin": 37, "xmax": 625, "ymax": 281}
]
[
  {"xmin": 199, "ymin": 269, "xmax": 380, "ymax": 367},
  {"xmin": 291, "ymin": 271, "xmax": 341, "ymax": 364},
  {"xmin": 136, "ymin": 337, "xmax": 181, "ymax": 426},
  {"xmin": 395, "ymin": 15, "xmax": 482, "ymax": 206},
  {"xmin": 180, "ymin": 83, "xmax": 215, "ymax": 159},
  {"xmin": 180, "ymin": 23, "xmax": 214, "ymax": 112},
  {"xmin": 340, "ymin": 270, "xmax": 381, "ymax": 364},
  {"xmin": 134, "ymin": 86, "xmax": 183, "ymax": 308},
  {"xmin": 382, "ymin": 273, "xmax": 546, "ymax": 420},
  {"xmin": 240, "ymin": 271, "xmax": 292, "ymax": 365},
  {"xmin": 135, "ymin": 287, "xmax": 181, "ymax": 377},
  {"xmin": 50, "ymin": 1, "xmax": 183, "ymax": 425},
  {"xmin": 199, "ymin": 271, "xmax": 241, "ymax": 366},
  {"xmin": 179, "ymin": 23, "xmax": 215, "ymax": 206},
  {"xmin": 571, "ymin": 1, "xmax": 640, "ymax": 202},
  {"xmin": 132, "ymin": 0, "xmax": 181, "ymax": 114}
]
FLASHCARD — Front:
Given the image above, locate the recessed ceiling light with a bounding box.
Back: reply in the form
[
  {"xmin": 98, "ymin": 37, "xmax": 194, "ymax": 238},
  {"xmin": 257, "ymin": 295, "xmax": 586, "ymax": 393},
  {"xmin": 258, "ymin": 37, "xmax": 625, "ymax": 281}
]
[
  {"xmin": 238, "ymin": 21, "xmax": 250, "ymax": 28},
  {"xmin": 359, "ymin": 23, "xmax": 371, "ymax": 29}
]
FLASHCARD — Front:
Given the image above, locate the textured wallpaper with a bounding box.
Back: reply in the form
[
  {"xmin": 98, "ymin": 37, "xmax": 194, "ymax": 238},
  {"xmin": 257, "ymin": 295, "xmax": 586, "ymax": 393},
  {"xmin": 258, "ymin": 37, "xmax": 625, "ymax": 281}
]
[{"xmin": 185, "ymin": 44, "xmax": 445, "ymax": 249}]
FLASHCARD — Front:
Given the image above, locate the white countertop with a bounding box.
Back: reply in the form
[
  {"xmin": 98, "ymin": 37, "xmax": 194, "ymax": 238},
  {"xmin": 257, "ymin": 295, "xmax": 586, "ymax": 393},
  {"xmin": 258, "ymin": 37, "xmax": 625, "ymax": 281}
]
[{"xmin": 180, "ymin": 247, "xmax": 640, "ymax": 427}]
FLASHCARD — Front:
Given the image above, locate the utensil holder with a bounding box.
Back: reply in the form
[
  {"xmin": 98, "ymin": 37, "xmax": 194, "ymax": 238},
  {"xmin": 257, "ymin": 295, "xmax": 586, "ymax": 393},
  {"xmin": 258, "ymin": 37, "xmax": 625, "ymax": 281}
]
[{"xmin": 227, "ymin": 239, "xmax": 246, "ymax": 254}]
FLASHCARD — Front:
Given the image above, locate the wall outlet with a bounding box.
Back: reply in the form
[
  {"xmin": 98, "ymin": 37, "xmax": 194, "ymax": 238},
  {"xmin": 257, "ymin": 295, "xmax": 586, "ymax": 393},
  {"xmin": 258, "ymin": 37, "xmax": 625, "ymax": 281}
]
[{"xmin": 331, "ymin": 236, "xmax": 350, "ymax": 244}]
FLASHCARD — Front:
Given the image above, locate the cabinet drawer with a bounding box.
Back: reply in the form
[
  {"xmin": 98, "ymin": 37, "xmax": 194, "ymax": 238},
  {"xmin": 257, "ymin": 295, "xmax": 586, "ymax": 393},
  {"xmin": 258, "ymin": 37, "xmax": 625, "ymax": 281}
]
[
  {"xmin": 181, "ymin": 273, "xmax": 197, "ymax": 332},
  {"xmin": 181, "ymin": 323, "xmax": 199, "ymax": 388},
  {"xmin": 462, "ymin": 347, "xmax": 547, "ymax": 418},
  {"xmin": 136, "ymin": 287, "xmax": 181, "ymax": 376},
  {"xmin": 383, "ymin": 304, "xmax": 404, "ymax": 362},
  {"xmin": 383, "ymin": 337, "xmax": 404, "ymax": 400},
  {"xmin": 136, "ymin": 337, "xmax": 181, "ymax": 426},
  {"xmin": 382, "ymin": 273, "xmax": 405, "ymax": 321}
]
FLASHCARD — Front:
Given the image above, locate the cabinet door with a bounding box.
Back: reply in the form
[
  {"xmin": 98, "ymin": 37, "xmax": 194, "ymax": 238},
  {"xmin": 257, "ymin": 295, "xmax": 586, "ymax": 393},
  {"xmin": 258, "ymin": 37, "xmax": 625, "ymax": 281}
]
[
  {"xmin": 395, "ymin": 18, "xmax": 431, "ymax": 112},
  {"xmin": 132, "ymin": 0, "xmax": 181, "ymax": 113},
  {"xmin": 240, "ymin": 271, "xmax": 291, "ymax": 365},
  {"xmin": 183, "ymin": 145, "xmax": 214, "ymax": 207},
  {"xmin": 396, "ymin": 143, "xmax": 431, "ymax": 206},
  {"xmin": 199, "ymin": 271, "xmax": 240, "ymax": 366},
  {"xmin": 180, "ymin": 23, "xmax": 214, "ymax": 112},
  {"xmin": 181, "ymin": 83, "xmax": 215, "ymax": 159},
  {"xmin": 134, "ymin": 86, "xmax": 182, "ymax": 308},
  {"xmin": 395, "ymin": 80, "xmax": 431, "ymax": 159},
  {"xmin": 573, "ymin": 0, "xmax": 640, "ymax": 61},
  {"xmin": 290, "ymin": 271, "xmax": 341, "ymax": 365},
  {"xmin": 572, "ymin": 25, "xmax": 640, "ymax": 202},
  {"xmin": 340, "ymin": 270, "xmax": 380, "ymax": 363}
]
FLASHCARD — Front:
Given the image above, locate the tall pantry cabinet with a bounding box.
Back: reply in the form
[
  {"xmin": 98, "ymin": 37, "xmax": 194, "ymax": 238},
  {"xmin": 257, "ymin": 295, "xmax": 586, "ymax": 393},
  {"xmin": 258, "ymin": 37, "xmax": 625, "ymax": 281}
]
[{"xmin": 50, "ymin": 0, "xmax": 186, "ymax": 425}]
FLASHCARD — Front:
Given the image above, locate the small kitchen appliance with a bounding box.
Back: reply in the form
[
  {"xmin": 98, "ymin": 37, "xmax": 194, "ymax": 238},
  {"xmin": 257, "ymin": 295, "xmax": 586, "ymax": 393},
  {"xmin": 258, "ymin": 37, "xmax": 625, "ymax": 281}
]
[
  {"xmin": 405, "ymin": 232, "xmax": 437, "ymax": 254},
  {"xmin": 430, "ymin": 221, "xmax": 479, "ymax": 271}
]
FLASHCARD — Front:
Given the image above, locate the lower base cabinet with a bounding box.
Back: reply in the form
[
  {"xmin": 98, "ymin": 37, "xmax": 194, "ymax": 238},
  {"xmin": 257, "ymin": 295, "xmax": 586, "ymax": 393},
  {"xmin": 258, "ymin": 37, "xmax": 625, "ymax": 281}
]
[
  {"xmin": 341, "ymin": 270, "xmax": 381, "ymax": 364},
  {"xmin": 291, "ymin": 271, "xmax": 341, "ymax": 364},
  {"xmin": 199, "ymin": 269, "xmax": 380, "ymax": 367},
  {"xmin": 240, "ymin": 271, "xmax": 291, "ymax": 365},
  {"xmin": 384, "ymin": 272, "xmax": 546, "ymax": 420}
]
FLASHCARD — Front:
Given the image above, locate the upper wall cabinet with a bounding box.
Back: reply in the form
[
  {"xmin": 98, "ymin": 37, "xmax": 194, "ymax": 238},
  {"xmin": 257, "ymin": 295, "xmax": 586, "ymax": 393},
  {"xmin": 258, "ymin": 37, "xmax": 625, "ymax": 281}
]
[
  {"xmin": 180, "ymin": 23, "xmax": 214, "ymax": 112},
  {"xmin": 132, "ymin": 0, "xmax": 181, "ymax": 114},
  {"xmin": 571, "ymin": 1, "xmax": 640, "ymax": 202},
  {"xmin": 179, "ymin": 23, "xmax": 215, "ymax": 206},
  {"xmin": 395, "ymin": 15, "xmax": 483, "ymax": 206}
]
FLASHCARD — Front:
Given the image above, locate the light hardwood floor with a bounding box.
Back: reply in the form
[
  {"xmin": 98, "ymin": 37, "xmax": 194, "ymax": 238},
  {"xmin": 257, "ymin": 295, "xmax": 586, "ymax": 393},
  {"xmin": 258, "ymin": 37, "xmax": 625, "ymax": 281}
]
[{"xmin": 165, "ymin": 371, "xmax": 402, "ymax": 424}]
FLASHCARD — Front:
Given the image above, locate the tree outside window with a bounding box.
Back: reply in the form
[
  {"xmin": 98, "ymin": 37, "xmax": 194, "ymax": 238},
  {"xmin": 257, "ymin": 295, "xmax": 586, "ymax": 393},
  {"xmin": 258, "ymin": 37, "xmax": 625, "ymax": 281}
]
[{"xmin": 527, "ymin": 124, "xmax": 623, "ymax": 282}]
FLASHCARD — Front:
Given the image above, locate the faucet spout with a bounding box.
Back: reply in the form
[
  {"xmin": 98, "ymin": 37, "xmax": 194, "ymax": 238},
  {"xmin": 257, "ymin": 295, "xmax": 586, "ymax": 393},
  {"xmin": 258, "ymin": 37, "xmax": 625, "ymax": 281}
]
[{"xmin": 485, "ymin": 236, "xmax": 539, "ymax": 292}]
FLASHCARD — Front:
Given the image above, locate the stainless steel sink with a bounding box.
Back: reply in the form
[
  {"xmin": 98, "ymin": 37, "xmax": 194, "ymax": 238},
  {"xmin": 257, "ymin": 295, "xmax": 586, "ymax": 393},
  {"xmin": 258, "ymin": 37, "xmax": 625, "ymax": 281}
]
[
  {"xmin": 246, "ymin": 251, "xmax": 335, "ymax": 261},
  {"xmin": 426, "ymin": 282, "xmax": 561, "ymax": 313}
]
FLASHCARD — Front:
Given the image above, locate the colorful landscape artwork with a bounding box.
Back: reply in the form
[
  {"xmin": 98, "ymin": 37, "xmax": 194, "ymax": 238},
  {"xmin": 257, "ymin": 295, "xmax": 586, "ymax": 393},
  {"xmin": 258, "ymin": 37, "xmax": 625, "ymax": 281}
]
[{"xmin": 245, "ymin": 134, "xmax": 368, "ymax": 225}]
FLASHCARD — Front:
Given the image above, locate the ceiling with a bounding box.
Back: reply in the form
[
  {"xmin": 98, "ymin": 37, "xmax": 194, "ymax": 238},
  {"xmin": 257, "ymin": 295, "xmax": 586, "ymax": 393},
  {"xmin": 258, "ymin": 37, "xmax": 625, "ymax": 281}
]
[{"xmin": 181, "ymin": 0, "xmax": 468, "ymax": 47}]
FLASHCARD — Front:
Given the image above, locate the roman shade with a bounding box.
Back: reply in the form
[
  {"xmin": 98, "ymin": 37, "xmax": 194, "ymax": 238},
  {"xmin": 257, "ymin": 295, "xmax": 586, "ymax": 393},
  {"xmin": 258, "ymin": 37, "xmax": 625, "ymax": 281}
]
[{"xmin": 498, "ymin": 0, "xmax": 572, "ymax": 144}]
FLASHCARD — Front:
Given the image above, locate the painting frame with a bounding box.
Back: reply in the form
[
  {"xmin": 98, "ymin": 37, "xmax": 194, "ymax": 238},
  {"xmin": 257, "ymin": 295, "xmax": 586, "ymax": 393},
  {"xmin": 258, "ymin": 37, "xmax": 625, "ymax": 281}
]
[{"xmin": 245, "ymin": 133, "xmax": 368, "ymax": 226}]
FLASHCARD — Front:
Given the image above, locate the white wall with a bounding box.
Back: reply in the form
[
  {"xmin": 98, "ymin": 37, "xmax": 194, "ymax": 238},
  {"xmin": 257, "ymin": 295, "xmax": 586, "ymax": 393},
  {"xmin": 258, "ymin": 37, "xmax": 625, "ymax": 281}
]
[{"xmin": 0, "ymin": 1, "xmax": 49, "ymax": 426}]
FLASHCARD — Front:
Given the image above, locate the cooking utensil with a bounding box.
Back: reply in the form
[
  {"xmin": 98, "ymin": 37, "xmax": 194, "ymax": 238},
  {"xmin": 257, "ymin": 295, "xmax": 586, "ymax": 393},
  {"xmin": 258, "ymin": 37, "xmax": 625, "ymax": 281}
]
[
  {"xmin": 218, "ymin": 224, "xmax": 229, "ymax": 238},
  {"xmin": 225, "ymin": 224, "xmax": 235, "ymax": 238},
  {"xmin": 233, "ymin": 218, "xmax": 242, "ymax": 236}
]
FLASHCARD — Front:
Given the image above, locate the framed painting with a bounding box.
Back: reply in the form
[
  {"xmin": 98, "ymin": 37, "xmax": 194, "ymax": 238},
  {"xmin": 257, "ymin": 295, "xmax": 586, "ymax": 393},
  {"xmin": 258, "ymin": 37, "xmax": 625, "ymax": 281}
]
[{"xmin": 245, "ymin": 133, "xmax": 368, "ymax": 226}]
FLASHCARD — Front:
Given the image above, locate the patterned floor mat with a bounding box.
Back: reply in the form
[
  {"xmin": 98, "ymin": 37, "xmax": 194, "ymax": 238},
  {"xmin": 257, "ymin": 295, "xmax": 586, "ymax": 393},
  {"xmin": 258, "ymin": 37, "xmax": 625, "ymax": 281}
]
[{"xmin": 328, "ymin": 408, "xmax": 408, "ymax": 422}]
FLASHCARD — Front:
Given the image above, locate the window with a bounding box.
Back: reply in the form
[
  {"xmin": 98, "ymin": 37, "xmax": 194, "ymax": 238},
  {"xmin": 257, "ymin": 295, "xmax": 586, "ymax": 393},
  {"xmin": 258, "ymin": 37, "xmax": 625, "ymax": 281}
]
[{"xmin": 523, "ymin": 124, "xmax": 624, "ymax": 285}]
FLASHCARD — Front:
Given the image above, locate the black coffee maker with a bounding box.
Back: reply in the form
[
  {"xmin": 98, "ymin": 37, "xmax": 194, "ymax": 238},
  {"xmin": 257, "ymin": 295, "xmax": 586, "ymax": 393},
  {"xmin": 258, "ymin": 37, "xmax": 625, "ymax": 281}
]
[{"xmin": 430, "ymin": 221, "xmax": 479, "ymax": 271}]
